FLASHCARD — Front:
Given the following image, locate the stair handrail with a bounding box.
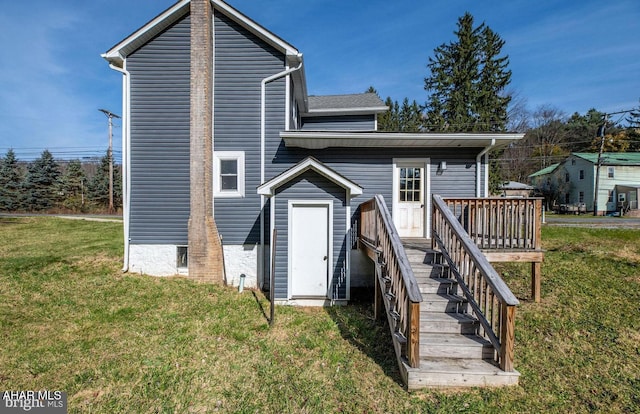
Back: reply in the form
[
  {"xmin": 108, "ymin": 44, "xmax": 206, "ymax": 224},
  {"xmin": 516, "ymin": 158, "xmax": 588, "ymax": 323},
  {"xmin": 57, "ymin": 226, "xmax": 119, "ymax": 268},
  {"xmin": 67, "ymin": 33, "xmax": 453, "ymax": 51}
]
[
  {"xmin": 432, "ymin": 194, "xmax": 519, "ymax": 371},
  {"xmin": 359, "ymin": 195, "xmax": 422, "ymax": 367}
]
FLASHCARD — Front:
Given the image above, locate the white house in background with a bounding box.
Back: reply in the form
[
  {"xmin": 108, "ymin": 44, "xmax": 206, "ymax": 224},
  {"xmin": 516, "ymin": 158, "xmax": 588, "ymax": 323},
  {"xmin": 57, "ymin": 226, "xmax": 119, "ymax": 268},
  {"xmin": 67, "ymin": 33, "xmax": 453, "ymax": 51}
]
[{"xmin": 529, "ymin": 153, "xmax": 640, "ymax": 215}]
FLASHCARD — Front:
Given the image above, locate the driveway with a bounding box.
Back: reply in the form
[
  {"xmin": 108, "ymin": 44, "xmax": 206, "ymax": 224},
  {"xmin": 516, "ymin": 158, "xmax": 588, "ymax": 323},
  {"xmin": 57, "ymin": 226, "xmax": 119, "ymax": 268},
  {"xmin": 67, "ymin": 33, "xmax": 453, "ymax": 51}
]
[{"xmin": 543, "ymin": 214, "xmax": 640, "ymax": 229}]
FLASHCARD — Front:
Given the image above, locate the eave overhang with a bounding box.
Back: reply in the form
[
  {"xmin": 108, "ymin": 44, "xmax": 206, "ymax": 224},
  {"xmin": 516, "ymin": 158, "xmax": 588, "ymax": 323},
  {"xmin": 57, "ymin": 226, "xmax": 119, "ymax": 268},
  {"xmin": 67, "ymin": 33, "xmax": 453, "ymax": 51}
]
[
  {"xmin": 281, "ymin": 131, "xmax": 525, "ymax": 150},
  {"xmin": 258, "ymin": 156, "xmax": 363, "ymax": 197},
  {"xmin": 302, "ymin": 106, "xmax": 389, "ymax": 117}
]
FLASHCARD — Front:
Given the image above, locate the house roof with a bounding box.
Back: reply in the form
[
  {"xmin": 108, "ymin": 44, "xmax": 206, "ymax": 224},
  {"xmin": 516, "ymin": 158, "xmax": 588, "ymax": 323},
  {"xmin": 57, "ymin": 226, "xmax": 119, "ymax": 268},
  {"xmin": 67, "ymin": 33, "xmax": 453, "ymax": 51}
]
[
  {"xmin": 102, "ymin": 0, "xmax": 302, "ymax": 67},
  {"xmin": 528, "ymin": 163, "xmax": 560, "ymax": 178},
  {"xmin": 572, "ymin": 152, "xmax": 640, "ymax": 166},
  {"xmin": 280, "ymin": 131, "xmax": 524, "ymax": 149},
  {"xmin": 305, "ymin": 93, "xmax": 388, "ymax": 116},
  {"xmin": 499, "ymin": 181, "xmax": 533, "ymax": 190},
  {"xmin": 257, "ymin": 157, "xmax": 363, "ymax": 197}
]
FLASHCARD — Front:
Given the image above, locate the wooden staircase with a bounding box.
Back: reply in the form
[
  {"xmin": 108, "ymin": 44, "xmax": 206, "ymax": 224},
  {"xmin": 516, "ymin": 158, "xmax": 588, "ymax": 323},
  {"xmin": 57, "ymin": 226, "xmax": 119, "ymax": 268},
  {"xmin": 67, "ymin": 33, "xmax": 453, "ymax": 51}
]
[
  {"xmin": 359, "ymin": 195, "xmax": 526, "ymax": 390},
  {"xmin": 401, "ymin": 244, "xmax": 520, "ymax": 389}
]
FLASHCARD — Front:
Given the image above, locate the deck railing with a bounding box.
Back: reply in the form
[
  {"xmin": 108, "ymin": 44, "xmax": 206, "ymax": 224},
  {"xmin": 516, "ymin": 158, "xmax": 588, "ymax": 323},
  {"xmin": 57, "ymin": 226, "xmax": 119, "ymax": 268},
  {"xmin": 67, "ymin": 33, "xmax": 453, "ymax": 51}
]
[
  {"xmin": 360, "ymin": 195, "xmax": 423, "ymax": 368},
  {"xmin": 444, "ymin": 197, "xmax": 542, "ymax": 251},
  {"xmin": 432, "ymin": 195, "xmax": 519, "ymax": 371}
]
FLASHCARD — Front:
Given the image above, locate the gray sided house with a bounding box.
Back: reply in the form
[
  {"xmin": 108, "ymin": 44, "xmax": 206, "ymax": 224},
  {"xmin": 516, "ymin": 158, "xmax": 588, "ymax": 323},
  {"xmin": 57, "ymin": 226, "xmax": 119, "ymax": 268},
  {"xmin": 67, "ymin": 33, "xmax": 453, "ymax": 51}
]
[{"xmin": 103, "ymin": 0, "xmax": 523, "ymax": 304}]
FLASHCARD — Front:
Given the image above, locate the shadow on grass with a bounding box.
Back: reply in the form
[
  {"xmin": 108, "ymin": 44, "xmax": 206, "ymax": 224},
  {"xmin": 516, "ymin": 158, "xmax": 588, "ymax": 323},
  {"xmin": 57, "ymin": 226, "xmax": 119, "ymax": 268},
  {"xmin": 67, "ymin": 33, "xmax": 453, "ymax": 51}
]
[
  {"xmin": 251, "ymin": 290, "xmax": 270, "ymax": 324},
  {"xmin": 324, "ymin": 287, "xmax": 404, "ymax": 387}
]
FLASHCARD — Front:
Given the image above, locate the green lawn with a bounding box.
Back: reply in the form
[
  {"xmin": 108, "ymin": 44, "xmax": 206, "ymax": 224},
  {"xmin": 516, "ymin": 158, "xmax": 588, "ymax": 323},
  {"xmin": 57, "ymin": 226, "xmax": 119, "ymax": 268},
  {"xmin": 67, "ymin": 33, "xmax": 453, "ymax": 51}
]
[{"xmin": 1, "ymin": 217, "xmax": 639, "ymax": 413}]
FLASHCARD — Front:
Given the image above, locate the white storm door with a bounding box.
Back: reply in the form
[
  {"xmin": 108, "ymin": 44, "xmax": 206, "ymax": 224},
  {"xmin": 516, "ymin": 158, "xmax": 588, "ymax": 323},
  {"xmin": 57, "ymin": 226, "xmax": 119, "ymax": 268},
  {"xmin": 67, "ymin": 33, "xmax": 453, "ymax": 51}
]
[
  {"xmin": 394, "ymin": 164, "xmax": 425, "ymax": 238},
  {"xmin": 290, "ymin": 202, "xmax": 330, "ymax": 297}
]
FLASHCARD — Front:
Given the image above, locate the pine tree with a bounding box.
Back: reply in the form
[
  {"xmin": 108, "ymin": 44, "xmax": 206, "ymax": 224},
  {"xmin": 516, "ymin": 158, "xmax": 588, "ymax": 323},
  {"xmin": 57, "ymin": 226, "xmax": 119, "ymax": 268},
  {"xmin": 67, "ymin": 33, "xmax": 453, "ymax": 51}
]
[
  {"xmin": 59, "ymin": 159, "xmax": 87, "ymax": 211},
  {"xmin": 22, "ymin": 150, "xmax": 61, "ymax": 211},
  {"xmin": 424, "ymin": 12, "xmax": 511, "ymax": 132},
  {"xmin": 87, "ymin": 151, "xmax": 122, "ymax": 210},
  {"xmin": 0, "ymin": 149, "xmax": 24, "ymax": 211}
]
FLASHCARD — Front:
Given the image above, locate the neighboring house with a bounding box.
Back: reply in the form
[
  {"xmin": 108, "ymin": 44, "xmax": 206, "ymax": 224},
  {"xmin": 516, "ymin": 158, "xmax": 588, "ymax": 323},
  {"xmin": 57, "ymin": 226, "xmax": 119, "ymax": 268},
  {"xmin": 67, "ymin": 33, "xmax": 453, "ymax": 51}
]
[
  {"xmin": 529, "ymin": 153, "xmax": 640, "ymax": 215},
  {"xmin": 496, "ymin": 181, "xmax": 534, "ymax": 197},
  {"xmin": 103, "ymin": 0, "xmax": 524, "ymax": 304}
]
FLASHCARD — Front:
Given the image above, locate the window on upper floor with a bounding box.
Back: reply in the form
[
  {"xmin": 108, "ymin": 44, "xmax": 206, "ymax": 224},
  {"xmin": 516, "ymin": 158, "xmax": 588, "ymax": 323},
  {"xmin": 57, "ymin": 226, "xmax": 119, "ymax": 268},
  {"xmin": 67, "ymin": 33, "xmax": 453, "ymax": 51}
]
[
  {"xmin": 571, "ymin": 159, "xmax": 576, "ymax": 166},
  {"xmin": 579, "ymin": 169, "xmax": 584, "ymax": 180},
  {"xmin": 607, "ymin": 167, "xmax": 615, "ymax": 178},
  {"xmin": 565, "ymin": 172, "xmax": 570, "ymax": 183},
  {"xmin": 214, "ymin": 151, "xmax": 245, "ymax": 198}
]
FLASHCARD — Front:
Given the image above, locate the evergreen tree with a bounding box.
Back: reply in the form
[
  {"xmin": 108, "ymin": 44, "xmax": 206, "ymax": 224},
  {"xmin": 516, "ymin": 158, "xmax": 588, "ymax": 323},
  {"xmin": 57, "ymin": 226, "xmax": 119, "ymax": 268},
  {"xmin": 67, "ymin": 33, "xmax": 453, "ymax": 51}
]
[
  {"xmin": 22, "ymin": 150, "xmax": 60, "ymax": 211},
  {"xmin": 59, "ymin": 159, "xmax": 86, "ymax": 211},
  {"xmin": 626, "ymin": 101, "xmax": 640, "ymax": 151},
  {"xmin": 378, "ymin": 97, "xmax": 400, "ymax": 132},
  {"xmin": 424, "ymin": 12, "xmax": 511, "ymax": 132},
  {"xmin": 87, "ymin": 151, "xmax": 122, "ymax": 210},
  {"xmin": 0, "ymin": 149, "xmax": 24, "ymax": 211}
]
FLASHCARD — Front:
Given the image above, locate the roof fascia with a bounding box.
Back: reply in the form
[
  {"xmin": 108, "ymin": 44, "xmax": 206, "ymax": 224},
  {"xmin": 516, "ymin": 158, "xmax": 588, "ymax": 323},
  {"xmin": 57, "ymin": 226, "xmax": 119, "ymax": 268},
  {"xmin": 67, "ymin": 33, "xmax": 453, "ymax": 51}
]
[
  {"xmin": 102, "ymin": 0, "xmax": 300, "ymax": 66},
  {"xmin": 280, "ymin": 131, "xmax": 524, "ymax": 149},
  {"xmin": 302, "ymin": 106, "xmax": 389, "ymax": 117},
  {"xmin": 102, "ymin": 0, "xmax": 191, "ymax": 66},
  {"xmin": 258, "ymin": 157, "xmax": 362, "ymax": 197}
]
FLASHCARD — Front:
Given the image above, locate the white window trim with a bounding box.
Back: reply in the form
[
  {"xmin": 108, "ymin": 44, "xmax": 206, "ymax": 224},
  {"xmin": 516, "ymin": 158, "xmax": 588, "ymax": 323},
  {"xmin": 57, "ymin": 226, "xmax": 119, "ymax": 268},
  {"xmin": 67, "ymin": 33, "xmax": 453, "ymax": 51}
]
[{"xmin": 214, "ymin": 151, "xmax": 245, "ymax": 198}]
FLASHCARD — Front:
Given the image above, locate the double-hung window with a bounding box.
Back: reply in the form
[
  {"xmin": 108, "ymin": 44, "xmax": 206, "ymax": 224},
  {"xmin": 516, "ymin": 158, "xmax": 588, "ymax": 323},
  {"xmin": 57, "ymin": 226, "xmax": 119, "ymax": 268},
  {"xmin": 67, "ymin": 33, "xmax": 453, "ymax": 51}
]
[{"xmin": 214, "ymin": 151, "xmax": 245, "ymax": 198}]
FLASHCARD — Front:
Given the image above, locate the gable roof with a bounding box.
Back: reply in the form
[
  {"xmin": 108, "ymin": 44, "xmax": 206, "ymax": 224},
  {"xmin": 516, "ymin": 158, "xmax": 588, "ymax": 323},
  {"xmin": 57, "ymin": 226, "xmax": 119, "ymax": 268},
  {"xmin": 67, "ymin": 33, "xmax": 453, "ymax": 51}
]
[
  {"xmin": 257, "ymin": 157, "xmax": 363, "ymax": 197},
  {"xmin": 102, "ymin": 0, "xmax": 301, "ymax": 67},
  {"xmin": 305, "ymin": 93, "xmax": 388, "ymax": 116},
  {"xmin": 572, "ymin": 152, "xmax": 640, "ymax": 166},
  {"xmin": 528, "ymin": 163, "xmax": 560, "ymax": 178}
]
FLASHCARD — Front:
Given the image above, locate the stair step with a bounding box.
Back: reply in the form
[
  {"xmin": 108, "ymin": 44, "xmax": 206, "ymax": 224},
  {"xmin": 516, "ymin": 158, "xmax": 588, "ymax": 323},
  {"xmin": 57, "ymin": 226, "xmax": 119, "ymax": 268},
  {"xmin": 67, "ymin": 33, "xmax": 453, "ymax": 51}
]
[
  {"xmin": 418, "ymin": 277, "xmax": 457, "ymax": 294},
  {"xmin": 412, "ymin": 265, "xmax": 449, "ymax": 279},
  {"xmin": 420, "ymin": 333, "xmax": 494, "ymax": 359},
  {"xmin": 404, "ymin": 358, "xmax": 520, "ymax": 389},
  {"xmin": 420, "ymin": 312, "xmax": 478, "ymax": 334},
  {"xmin": 421, "ymin": 293, "xmax": 467, "ymax": 313}
]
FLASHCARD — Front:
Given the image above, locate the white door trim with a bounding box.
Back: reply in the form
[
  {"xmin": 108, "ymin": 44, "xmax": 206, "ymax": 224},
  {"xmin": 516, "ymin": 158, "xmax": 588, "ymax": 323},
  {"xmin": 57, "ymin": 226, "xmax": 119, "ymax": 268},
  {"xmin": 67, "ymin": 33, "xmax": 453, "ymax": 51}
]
[
  {"xmin": 392, "ymin": 158, "xmax": 431, "ymax": 238},
  {"xmin": 287, "ymin": 200, "xmax": 333, "ymax": 299}
]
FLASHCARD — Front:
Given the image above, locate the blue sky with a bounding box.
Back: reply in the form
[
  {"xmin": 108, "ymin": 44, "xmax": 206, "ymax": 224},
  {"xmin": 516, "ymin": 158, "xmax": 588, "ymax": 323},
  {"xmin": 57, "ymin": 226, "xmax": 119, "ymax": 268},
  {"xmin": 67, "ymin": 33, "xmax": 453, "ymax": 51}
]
[{"xmin": 1, "ymin": 0, "xmax": 638, "ymax": 161}]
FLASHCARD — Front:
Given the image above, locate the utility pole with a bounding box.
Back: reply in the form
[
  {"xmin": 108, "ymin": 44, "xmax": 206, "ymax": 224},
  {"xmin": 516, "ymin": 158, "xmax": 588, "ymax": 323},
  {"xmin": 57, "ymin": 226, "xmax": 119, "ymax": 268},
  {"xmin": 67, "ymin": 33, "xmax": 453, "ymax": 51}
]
[
  {"xmin": 99, "ymin": 109, "xmax": 120, "ymax": 214},
  {"xmin": 592, "ymin": 109, "xmax": 633, "ymax": 216},
  {"xmin": 593, "ymin": 113, "xmax": 607, "ymax": 216}
]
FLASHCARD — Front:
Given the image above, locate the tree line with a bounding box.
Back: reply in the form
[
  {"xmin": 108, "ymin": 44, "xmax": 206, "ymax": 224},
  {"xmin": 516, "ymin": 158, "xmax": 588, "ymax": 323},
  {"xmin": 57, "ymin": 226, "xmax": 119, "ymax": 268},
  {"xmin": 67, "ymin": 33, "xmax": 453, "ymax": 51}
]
[
  {"xmin": 0, "ymin": 149, "xmax": 122, "ymax": 213},
  {"xmin": 371, "ymin": 12, "xmax": 640, "ymax": 190}
]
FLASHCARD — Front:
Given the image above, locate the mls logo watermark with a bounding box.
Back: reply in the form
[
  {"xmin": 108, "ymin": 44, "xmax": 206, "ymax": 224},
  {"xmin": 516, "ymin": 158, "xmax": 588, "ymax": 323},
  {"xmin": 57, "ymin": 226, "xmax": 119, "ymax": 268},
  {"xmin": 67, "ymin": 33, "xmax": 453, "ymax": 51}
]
[{"xmin": 1, "ymin": 391, "xmax": 67, "ymax": 413}]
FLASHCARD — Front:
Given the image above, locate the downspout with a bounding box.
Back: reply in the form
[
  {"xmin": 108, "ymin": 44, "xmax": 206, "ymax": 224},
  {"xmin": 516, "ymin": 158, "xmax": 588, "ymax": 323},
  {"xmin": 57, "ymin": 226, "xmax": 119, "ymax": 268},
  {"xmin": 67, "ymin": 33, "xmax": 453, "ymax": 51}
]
[
  {"xmin": 476, "ymin": 139, "xmax": 496, "ymax": 197},
  {"xmin": 260, "ymin": 56, "xmax": 303, "ymax": 285},
  {"xmin": 109, "ymin": 61, "xmax": 131, "ymax": 272}
]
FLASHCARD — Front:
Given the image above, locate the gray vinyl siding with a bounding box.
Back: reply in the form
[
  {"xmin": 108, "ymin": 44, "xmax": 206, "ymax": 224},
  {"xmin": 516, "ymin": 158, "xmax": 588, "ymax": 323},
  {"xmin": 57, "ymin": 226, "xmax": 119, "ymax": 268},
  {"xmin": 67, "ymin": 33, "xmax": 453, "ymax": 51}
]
[
  {"xmin": 301, "ymin": 115, "xmax": 376, "ymax": 131},
  {"xmin": 266, "ymin": 147, "xmax": 481, "ymax": 219},
  {"xmin": 213, "ymin": 10, "xmax": 286, "ymax": 246},
  {"xmin": 430, "ymin": 155, "xmax": 480, "ymax": 198},
  {"xmin": 272, "ymin": 170, "xmax": 348, "ymax": 300},
  {"xmin": 127, "ymin": 14, "xmax": 191, "ymax": 244}
]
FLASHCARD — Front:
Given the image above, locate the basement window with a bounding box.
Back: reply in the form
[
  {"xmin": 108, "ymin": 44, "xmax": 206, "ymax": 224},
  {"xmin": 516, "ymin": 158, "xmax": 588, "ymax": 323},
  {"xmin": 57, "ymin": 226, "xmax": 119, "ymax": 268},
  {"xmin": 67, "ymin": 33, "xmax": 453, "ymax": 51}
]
[
  {"xmin": 214, "ymin": 151, "xmax": 245, "ymax": 198},
  {"xmin": 177, "ymin": 246, "xmax": 188, "ymax": 270}
]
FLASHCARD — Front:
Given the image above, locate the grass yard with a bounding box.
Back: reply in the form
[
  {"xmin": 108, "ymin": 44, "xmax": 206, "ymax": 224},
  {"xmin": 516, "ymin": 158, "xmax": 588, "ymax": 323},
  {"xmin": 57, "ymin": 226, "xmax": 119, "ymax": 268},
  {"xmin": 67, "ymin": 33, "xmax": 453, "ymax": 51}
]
[{"xmin": 1, "ymin": 217, "xmax": 639, "ymax": 413}]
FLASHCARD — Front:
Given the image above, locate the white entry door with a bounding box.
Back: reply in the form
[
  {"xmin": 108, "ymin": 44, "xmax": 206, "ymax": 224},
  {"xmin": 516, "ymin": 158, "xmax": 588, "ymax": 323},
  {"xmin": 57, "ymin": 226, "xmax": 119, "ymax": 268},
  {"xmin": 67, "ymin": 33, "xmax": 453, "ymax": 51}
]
[
  {"xmin": 290, "ymin": 202, "xmax": 330, "ymax": 297},
  {"xmin": 394, "ymin": 163, "xmax": 425, "ymax": 238}
]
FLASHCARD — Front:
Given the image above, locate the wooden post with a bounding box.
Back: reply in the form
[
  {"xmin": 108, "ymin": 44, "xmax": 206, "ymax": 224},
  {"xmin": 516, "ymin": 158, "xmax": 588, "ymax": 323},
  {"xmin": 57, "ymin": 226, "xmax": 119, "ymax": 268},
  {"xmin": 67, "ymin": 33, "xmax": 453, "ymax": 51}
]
[
  {"xmin": 407, "ymin": 302, "xmax": 420, "ymax": 368},
  {"xmin": 499, "ymin": 305, "xmax": 516, "ymax": 372},
  {"xmin": 531, "ymin": 262, "xmax": 541, "ymax": 303},
  {"xmin": 374, "ymin": 269, "xmax": 384, "ymax": 321}
]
